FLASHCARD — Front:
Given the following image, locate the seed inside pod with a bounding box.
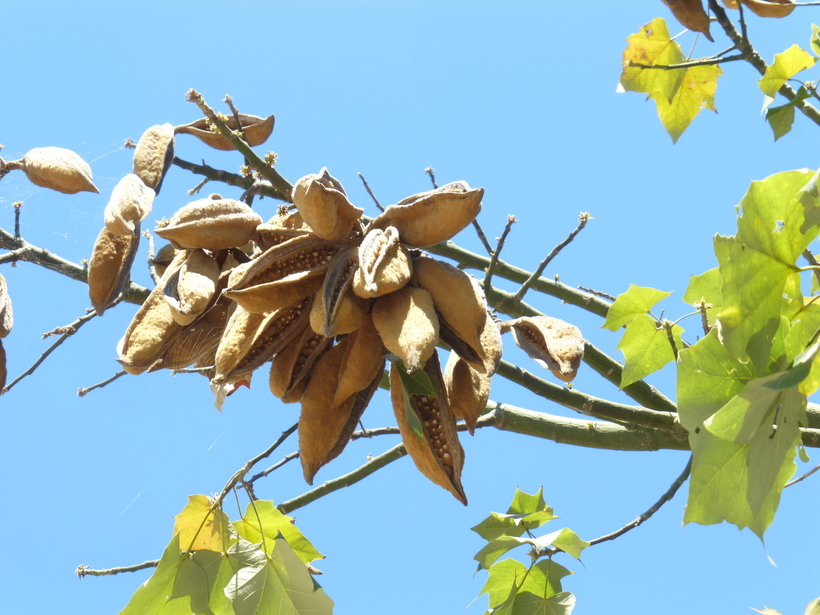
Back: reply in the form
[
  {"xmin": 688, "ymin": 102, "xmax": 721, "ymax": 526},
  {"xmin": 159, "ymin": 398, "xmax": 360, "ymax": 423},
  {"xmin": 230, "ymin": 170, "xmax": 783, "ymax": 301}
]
[{"xmin": 352, "ymin": 226, "xmax": 413, "ymax": 299}]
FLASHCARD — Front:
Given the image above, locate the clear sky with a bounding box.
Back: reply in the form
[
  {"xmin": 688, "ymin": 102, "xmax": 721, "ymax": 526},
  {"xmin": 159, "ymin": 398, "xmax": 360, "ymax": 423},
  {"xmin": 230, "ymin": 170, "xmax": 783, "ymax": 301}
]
[{"xmin": 1, "ymin": 1, "xmax": 818, "ymax": 614}]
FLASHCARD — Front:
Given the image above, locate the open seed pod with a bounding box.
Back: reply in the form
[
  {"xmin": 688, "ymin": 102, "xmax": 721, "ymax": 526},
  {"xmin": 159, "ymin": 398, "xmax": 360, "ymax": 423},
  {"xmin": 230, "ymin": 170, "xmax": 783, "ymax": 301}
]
[
  {"xmin": 292, "ymin": 168, "xmax": 364, "ymax": 241},
  {"xmin": 372, "ymin": 285, "xmax": 439, "ymax": 372},
  {"xmin": 298, "ymin": 339, "xmax": 382, "ymax": 484},
  {"xmin": 444, "ymin": 352, "xmax": 489, "ymax": 436},
  {"xmin": 310, "ymin": 247, "xmax": 367, "ymax": 337},
  {"xmin": 390, "ymin": 352, "xmax": 467, "ymax": 504},
  {"xmin": 224, "ymin": 234, "xmax": 337, "ymax": 314},
  {"xmin": 175, "ymin": 114, "xmax": 275, "ymax": 151},
  {"xmin": 88, "ymin": 224, "xmax": 141, "ymax": 316},
  {"xmin": 369, "ymin": 181, "xmax": 482, "ymax": 247},
  {"xmin": 352, "ymin": 226, "xmax": 413, "ymax": 299},
  {"xmin": 150, "ymin": 243, "xmax": 177, "ymax": 279},
  {"xmin": 269, "ymin": 324, "xmax": 330, "ymax": 403},
  {"xmin": 254, "ymin": 209, "xmax": 313, "ymax": 251},
  {"xmin": 154, "ymin": 194, "xmax": 262, "ymax": 251},
  {"xmin": 162, "ymin": 249, "xmax": 220, "ymax": 325},
  {"xmin": 132, "ymin": 124, "xmax": 175, "ymax": 195},
  {"xmin": 104, "ymin": 174, "xmax": 155, "ymax": 236},
  {"xmin": 0, "ymin": 274, "xmax": 13, "ymax": 338},
  {"xmin": 507, "ymin": 315, "xmax": 584, "ymax": 382},
  {"xmin": 15, "ymin": 147, "xmax": 99, "ymax": 194}
]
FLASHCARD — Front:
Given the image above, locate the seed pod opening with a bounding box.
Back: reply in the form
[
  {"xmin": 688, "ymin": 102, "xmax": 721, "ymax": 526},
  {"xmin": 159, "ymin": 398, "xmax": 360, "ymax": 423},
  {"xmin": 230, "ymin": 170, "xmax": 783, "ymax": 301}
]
[
  {"xmin": 508, "ymin": 315, "xmax": 584, "ymax": 382},
  {"xmin": 175, "ymin": 114, "xmax": 275, "ymax": 151},
  {"xmin": 292, "ymin": 168, "xmax": 364, "ymax": 241}
]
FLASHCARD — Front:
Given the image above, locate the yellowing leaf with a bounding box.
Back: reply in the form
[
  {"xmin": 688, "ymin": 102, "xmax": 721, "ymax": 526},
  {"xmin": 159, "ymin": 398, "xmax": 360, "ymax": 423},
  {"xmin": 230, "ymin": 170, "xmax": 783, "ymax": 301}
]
[
  {"xmin": 173, "ymin": 494, "xmax": 233, "ymax": 552},
  {"xmin": 619, "ymin": 18, "xmax": 686, "ymax": 102},
  {"xmin": 651, "ymin": 64, "xmax": 722, "ymax": 143},
  {"xmin": 759, "ymin": 44, "xmax": 817, "ymax": 97}
]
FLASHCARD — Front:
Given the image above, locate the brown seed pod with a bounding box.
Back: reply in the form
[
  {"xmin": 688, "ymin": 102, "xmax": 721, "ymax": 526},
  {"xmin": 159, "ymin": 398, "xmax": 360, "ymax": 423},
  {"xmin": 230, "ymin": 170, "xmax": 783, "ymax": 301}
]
[
  {"xmin": 0, "ymin": 339, "xmax": 6, "ymax": 392},
  {"xmin": 254, "ymin": 209, "xmax": 313, "ymax": 251},
  {"xmin": 299, "ymin": 340, "xmax": 382, "ymax": 484},
  {"xmin": 162, "ymin": 249, "xmax": 221, "ymax": 325},
  {"xmin": 390, "ymin": 353, "xmax": 467, "ymax": 504},
  {"xmin": 332, "ymin": 314, "xmax": 387, "ymax": 407},
  {"xmin": 155, "ymin": 194, "xmax": 263, "ymax": 251},
  {"xmin": 0, "ymin": 274, "xmax": 13, "ymax": 338},
  {"xmin": 730, "ymin": 0, "xmax": 795, "ymax": 18},
  {"xmin": 150, "ymin": 243, "xmax": 177, "ymax": 279},
  {"xmin": 224, "ymin": 234, "xmax": 338, "ymax": 314},
  {"xmin": 88, "ymin": 224, "xmax": 141, "ymax": 316},
  {"xmin": 370, "ymin": 181, "xmax": 483, "ymax": 248},
  {"xmin": 352, "ymin": 226, "xmax": 413, "ymax": 299},
  {"xmin": 103, "ymin": 174, "xmax": 155, "ymax": 236},
  {"xmin": 310, "ymin": 247, "xmax": 367, "ymax": 337},
  {"xmin": 152, "ymin": 294, "xmax": 231, "ymax": 372},
  {"xmin": 507, "ymin": 315, "xmax": 584, "ymax": 382},
  {"xmin": 660, "ymin": 0, "xmax": 714, "ymax": 41},
  {"xmin": 292, "ymin": 168, "xmax": 364, "ymax": 241},
  {"xmin": 372, "ymin": 286, "xmax": 439, "ymax": 372},
  {"xmin": 174, "ymin": 114, "xmax": 275, "ymax": 151},
  {"xmin": 444, "ymin": 351, "xmax": 490, "ymax": 436},
  {"xmin": 269, "ymin": 324, "xmax": 330, "ymax": 403},
  {"xmin": 16, "ymin": 147, "xmax": 99, "ymax": 194},
  {"xmin": 132, "ymin": 124, "xmax": 175, "ymax": 195}
]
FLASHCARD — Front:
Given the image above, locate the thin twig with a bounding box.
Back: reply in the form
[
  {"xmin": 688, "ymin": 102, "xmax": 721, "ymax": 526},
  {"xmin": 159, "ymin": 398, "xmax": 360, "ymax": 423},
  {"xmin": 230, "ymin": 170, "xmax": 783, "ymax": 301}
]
[
  {"xmin": 471, "ymin": 219, "xmax": 494, "ymax": 256},
  {"xmin": 357, "ymin": 173, "xmax": 384, "ymax": 212},
  {"xmin": 13, "ymin": 201, "xmax": 21, "ymax": 239},
  {"xmin": 425, "ymin": 166, "xmax": 438, "ymax": 189},
  {"xmin": 76, "ymin": 560, "xmax": 159, "ymax": 578},
  {"xmin": 246, "ymin": 451, "xmax": 300, "ymax": 484},
  {"xmin": 78, "ymin": 370, "xmax": 128, "ymax": 397},
  {"xmin": 785, "ymin": 462, "xmax": 820, "ymax": 488},
  {"xmin": 577, "ymin": 286, "xmax": 615, "ymax": 301},
  {"xmin": 484, "ymin": 216, "xmax": 517, "ymax": 289},
  {"xmin": 172, "ymin": 156, "xmax": 287, "ymax": 201},
  {"xmin": 512, "ymin": 212, "xmax": 590, "ymax": 304},
  {"xmin": 187, "ymin": 176, "xmax": 212, "ymax": 196}
]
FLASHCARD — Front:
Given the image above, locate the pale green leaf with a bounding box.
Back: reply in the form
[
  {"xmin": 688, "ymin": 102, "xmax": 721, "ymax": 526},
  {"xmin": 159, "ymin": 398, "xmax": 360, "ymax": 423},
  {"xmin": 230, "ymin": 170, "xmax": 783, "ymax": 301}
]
[
  {"xmin": 174, "ymin": 495, "xmax": 234, "ymax": 553},
  {"xmin": 510, "ymin": 591, "xmax": 576, "ymax": 615},
  {"xmin": 617, "ymin": 314, "xmax": 684, "ymax": 388},
  {"xmin": 480, "ymin": 560, "xmax": 573, "ymax": 614},
  {"xmin": 480, "ymin": 559, "xmax": 529, "ymax": 609},
  {"xmin": 118, "ymin": 535, "xmax": 188, "ymax": 615},
  {"xmin": 172, "ymin": 555, "xmax": 215, "ymax": 615},
  {"xmin": 799, "ymin": 445, "xmax": 811, "ymax": 463},
  {"xmin": 811, "ymin": 24, "xmax": 820, "ymax": 56},
  {"xmin": 619, "ymin": 18, "xmax": 686, "ymax": 101},
  {"xmin": 759, "ymin": 45, "xmax": 817, "ymax": 97},
  {"xmin": 475, "ymin": 536, "xmax": 531, "ymax": 571},
  {"xmin": 602, "ymin": 284, "xmax": 672, "ymax": 331},
  {"xmin": 650, "ymin": 64, "xmax": 722, "ymax": 143},
  {"xmin": 471, "ymin": 509, "xmax": 556, "ymax": 541},
  {"xmin": 682, "ymin": 267, "xmax": 723, "ymax": 327},
  {"xmin": 190, "ymin": 550, "xmax": 240, "ymax": 615},
  {"xmin": 233, "ymin": 501, "xmax": 323, "ymax": 564},
  {"xmin": 507, "ymin": 487, "xmax": 547, "ymax": 515},
  {"xmin": 752, "ymin": 608, "xmax": 783, "ymax": 615},
  {"xmin": 765, "ymin": 86, "xmax": 811, "ymax": 141},
  {"xmin": 226, "ymin": 537, "xmax": 333, "ymax": 615},
  {"xmin": 805, "ymin": 598, "xmax": 820, "ymax": 615},
  {"xmin": 549, "ymin": 529, "xmax": 590, "ymax": 561}
]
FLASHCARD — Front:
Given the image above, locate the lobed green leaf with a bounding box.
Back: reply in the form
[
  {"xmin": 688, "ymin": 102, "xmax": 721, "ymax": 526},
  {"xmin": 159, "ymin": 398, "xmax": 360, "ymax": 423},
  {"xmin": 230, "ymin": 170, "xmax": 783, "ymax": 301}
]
[
  {"xmin": 602, "ymin": 284, "xmax": 672, "ymax": 331},
  {"xmin": 232, "ymin": 501, "xmax": 324, "ymax": 564},
  {"xmin": 617, "ymin": 314, "xmax": 684, "ymax": 388},
  {"xmin": 759, "ymin": 45, "xmax": 817, "ymax": 97}
]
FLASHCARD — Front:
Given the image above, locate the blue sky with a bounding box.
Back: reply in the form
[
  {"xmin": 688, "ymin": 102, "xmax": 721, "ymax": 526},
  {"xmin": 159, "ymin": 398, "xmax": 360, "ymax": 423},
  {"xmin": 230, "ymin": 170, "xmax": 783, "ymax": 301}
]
[{"xmin": 1, "ymin": 1, "xmax": 818, "ymax": 614}]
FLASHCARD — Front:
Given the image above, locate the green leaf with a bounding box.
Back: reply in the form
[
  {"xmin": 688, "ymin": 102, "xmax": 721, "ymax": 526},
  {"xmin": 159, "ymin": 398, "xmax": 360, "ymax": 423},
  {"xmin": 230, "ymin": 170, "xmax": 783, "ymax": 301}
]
[
  {"xmin": 811, "ymin": 24, "xmax": 820, "ymax": 56},
  {"xmin": 480, "ymin": 559, "xmax": 529, "ymax": 609},
  {"xmin": 752, "ymin": 608, "xmax": 783, "ymax": 615},
  {"xmin": 190, "ymin": 550, "xmax": 241, "ymax": 615},
  {"xmin": 765, "ymin": 86, "xmax": 811, "ymax": 141},
  {"xmin": 799, "ymin": 445, "xmax": 811, "ymax": 463},
  {"xmin": 619, "ymin": 18, "xmax": 686, "ymax": 101},
  {"xmin": 617, "ymin": 315, "xmax": 684, "ymax": 388},
  {"xmin": 232, "ymin": 501, "xmax": 323, "ymax": 564},
  {"xmin": 650, "ymin": 64, "xmax": 722, "ymax": 143},
  {"xmin": 174, "ymin": 494, "xmax": 234, "ymax": 553},
  {"xmin": 507, "ymin": 487, "xmax": 547, "ymax": 515},
  {"xmin": 510, "ymin": 591, "xmax": 576, "ymax": 615},
  {"xmin": 471, "ymin": 509, "xmax": 556, "ymax": 541},
  {"xmin": 530, "ymin": 529, "xmax": 589, "ymax": 561},
  {"xmin": 118, "ymin": 535, "xmax": 187, "ymax": 615},
  {"xmin": 602, "ymin": 284, "xmax": 672, "ymax": 331},
  {"xmin": 759, "ymin": 45, "xmax": 818, "ymax": 97},
  {"xmin": 805, "ymin": 598, "xmax": 820, "ymax": 615},
  {"xmin": 682, "ymin": 267, "xmax": 723, "ymax": 326},
  {"xmin": 480, "ymin": 559, "xmax": 573, "ymax": 613},
  {"xmin": 391, "ymin": 358, "xmax": 435, "ymax": 442},
  {"xmin": 172, "ymin": 555, "xmax": 216, "ymax": 615},
  {"xmin": 225, "ymin": 537, "xmax": 333, "ymax": 615},
  {"xmin": 475, "ymin": 536, "xmax": 530, "ymax": 571}
]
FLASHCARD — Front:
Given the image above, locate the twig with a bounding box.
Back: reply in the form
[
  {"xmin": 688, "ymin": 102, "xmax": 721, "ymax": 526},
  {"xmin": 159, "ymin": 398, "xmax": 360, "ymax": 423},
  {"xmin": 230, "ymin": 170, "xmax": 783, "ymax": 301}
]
[
  {"xmin": 628, "ymin": 53, "xmax": 744, "ymax": 70},
  {"xmin": 186, "ymin": 90, "xmax": 294, "ymax": 200},
  {"xmin": 78, "ymin": 370, "xmax": 128, "ymax": 397},
  {"xmin": 172, "ymin": 156, "xmax": 287, "ymax": 201},
  {"xmin": 472, "ymin": 219, "xmax": 494, "ymax": 255},
  {"xmin": 804, "ymin": 249, "xmax": 820, "ymax": 288},
  {"xmin": 785, "ymin": 462, "xmax": 820, "ymax": 488},
  {"xmin": 187, "ymin": 176, "xmax": 212, "ymax": 196},
  {"xmin": 13, "ymin": 201, "xmax": 21, "ymax": 239},
  {"xmin": 4, "ymin": 309, "xmax": 101, "ymax": 394},
  {"xmin": 425, "ymin": 166, "xmax": 438, "ymax": 189},
  {"xmin": 357, "ymin": 173, "xmax": 384, "ymax": 212},
  {"xmin": 484, "ymin": 216, "xmax": 517, "ymax": 289},
  {"xmin": 223, "ymin": 95, "xmax": 246, "ymax": 141},
  {"xmin": 577, "ymin": 286, "xmax": 615, "ymax": 301},
  {"xmin": 246, "ymin": 451, "xmax": 300, "ymax": 484},
  {"xmin": 76, "ymin": 560, "xmax": 159, "ymax": 578},
  {"xmin": 277, "ymin": 443, "xmax": 408, "ymax": 514},
  {"xmin": 512, "ymin": 213, "xmax": 590, "ymax": 304}
]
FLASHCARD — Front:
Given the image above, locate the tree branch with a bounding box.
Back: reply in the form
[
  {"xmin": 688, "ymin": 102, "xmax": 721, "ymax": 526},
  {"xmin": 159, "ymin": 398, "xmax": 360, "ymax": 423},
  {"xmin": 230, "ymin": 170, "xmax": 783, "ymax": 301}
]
[
  {"xmin": 172, "ymin": 156, "xmax": 288, "ymax": 201},
  {"xmin": 76, "ymin": 560, "xmax": 159, "ymax": 578}
]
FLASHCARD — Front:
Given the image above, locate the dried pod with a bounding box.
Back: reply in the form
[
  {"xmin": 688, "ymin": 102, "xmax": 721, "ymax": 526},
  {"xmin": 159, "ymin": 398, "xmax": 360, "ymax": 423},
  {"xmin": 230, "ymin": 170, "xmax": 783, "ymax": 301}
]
[
  {"xmin": 155, "ymin": 194, "xmax": 263, "ymax": 251},
  {"xmin": 17, "ymin": 147, "xmax": 99, "ymax": 194},
  {"xmin": 370, "ymin": 181, "xmax": 482, "ymax": 247},
  {"xmin": 332, "ymin": 315, "xmax": 387, "ymax": 407},
  {"xmin": 0, "ymin": 274, "xmax": 13, "ymax": 338},
  {"xmin": 224, "ymin": 234, "xmax": 338, "ymax": 314},
  {"xmin": 444, "ymin": 351, "xmax": 490, "ymax": 435},
  {"xmin": 175, "ymin": 114, "xmax": 275, "ymax": 151},
  {"xmin": 413, "ymin": 255, "xmax": 487, "ymax": 368},
  {"xmin": 132, "ymin": 124, "xmax": 175, "ymax": 195},
  {"xmin": 310, "ymin": 247, "xmax": 367, "ymax": 337},
  {"xmin": 162, "ymin": 249, "xmax": 220, "ymax": 325},
  {"xmin": 352, "ymin": 226, "xmax": 413, "ymax": 299},
  {"xmin": 103, "ymin": 174, "xmax": 155, "ymax": 236},
  {"xmin": 269, "ymin": 324, "xmax": 330, "ymax": 403},
  {"xmin": 736, "ymin": 0, "xmax": 795, "ymax": 18},
  {"xmin": 254, "ymin": 210, "xmax": 313, "ymax": 251},
  {"xmin": 152, "ymin": 294, "xmax": 231, "ymax": 372},
  {"xmin": 88, "ymin": 224, "xmax": 140, "ymax": 316},
  {"xmin": 299, "ymin": 340, "xmax": 382, "ymax": 484},
  {"xmin": 0, "ymin": 339, "xmax": 6, "ymax": 392},
  {"xmin": 660, "ymin": 0, "xmax": 714, "ymax": 41},
  {"xmin": 372, "ymin": 286, "xmax": 439, "ymax": 372},
  {"xmin": 150, "ymin": 243, "xmax": 177, "ymax": 279},
  {"xmin": 390, "ymin": 353, "xmax": 467, "ymax": 504},
  {"xmin": 507, "ymin": 315, "xmax": 584, "ymax": 382},
  {"xmin": 292, "ymin": 168, "xmax": 364, "ymax": 241}
]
